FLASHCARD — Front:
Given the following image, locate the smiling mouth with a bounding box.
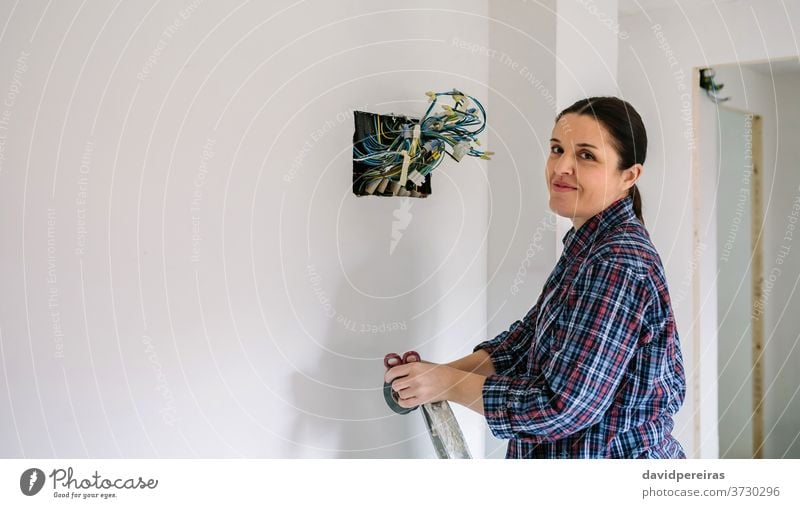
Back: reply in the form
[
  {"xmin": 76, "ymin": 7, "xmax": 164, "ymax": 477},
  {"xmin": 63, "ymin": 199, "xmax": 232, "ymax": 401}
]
[{"xmin": 553, "ymin": 182, "xmax": 577, "ymax": 190}]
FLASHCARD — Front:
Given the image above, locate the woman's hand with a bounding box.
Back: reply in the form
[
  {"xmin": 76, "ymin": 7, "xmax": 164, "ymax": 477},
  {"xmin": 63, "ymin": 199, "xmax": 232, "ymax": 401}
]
[{"xmin": 384, "ymin": 361, "xmax": 458, "ymax": 409}]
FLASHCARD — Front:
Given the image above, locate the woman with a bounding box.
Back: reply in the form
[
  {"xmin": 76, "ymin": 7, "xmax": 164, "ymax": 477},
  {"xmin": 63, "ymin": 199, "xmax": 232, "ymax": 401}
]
[{"xmin": 384, "ymin": 97, "xmax": 686, "ymax": 459}]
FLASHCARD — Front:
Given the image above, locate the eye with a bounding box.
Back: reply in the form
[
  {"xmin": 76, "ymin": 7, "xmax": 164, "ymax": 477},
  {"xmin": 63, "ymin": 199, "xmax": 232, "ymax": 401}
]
[
  {"xmin": 550, "ymin": 145, "xmax": 562, "ymax": 155},
  {"xmin": 579, "ymin": 151, "xmax": 595, "ymax": 161}
]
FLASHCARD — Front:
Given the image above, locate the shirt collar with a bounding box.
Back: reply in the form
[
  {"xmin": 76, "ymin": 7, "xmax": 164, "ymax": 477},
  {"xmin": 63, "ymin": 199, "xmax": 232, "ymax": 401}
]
[{"xmin": 561, "ymin": 195, "xmax": 637, "ymax": 257}]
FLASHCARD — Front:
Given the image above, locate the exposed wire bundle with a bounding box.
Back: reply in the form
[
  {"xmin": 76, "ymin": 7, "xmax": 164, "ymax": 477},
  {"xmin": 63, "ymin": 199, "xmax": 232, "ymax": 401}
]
[
  {"xmin": 699, "ymin": 68, "xmax": 731, "ymax": 103},
  {"xmin": 352, "ymin": 89, "xmax": 492, "ymax": 197}
]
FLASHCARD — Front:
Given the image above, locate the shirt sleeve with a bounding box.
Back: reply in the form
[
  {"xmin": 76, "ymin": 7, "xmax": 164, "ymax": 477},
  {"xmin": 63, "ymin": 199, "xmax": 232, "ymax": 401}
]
[
  {"xmin": 481, "ymin": 259, "xmax": 651, "ymax": 441},
  {"xmin": 472, "ymin": 299, "xmax": 541, "ymax": 377}
]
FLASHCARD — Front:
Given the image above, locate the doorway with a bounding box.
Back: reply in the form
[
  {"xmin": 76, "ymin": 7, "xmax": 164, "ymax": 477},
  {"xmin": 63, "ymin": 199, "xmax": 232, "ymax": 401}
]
[
  {"xmin": 716, "ymin": 106, "xmax": 763, "ymax": 458},
  {"xmin": 706, "ymin": 59, "xmax": 800, "ymax": 459}
]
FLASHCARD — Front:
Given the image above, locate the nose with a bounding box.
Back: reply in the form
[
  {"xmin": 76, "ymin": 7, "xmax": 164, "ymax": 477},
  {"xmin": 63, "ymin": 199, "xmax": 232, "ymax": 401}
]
[{"xmin": 553, "ymin": 152, "xmax": 575, "ymax": 176}]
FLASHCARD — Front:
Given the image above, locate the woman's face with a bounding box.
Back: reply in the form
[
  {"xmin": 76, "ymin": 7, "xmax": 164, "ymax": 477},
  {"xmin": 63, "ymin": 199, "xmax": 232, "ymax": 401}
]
[{"xmin": 546, "ymin": 113, "xmax": 640, "ymax": 230}]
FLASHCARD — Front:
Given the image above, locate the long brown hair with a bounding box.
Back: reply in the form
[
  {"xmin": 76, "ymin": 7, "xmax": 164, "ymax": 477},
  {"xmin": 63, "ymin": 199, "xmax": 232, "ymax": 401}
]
[{"xmin": 555, "ymin": 97, "xmax": 647, "ymax": 226}]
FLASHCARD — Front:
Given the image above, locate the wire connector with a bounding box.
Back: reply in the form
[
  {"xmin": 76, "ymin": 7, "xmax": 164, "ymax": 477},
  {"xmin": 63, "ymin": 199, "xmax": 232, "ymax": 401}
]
[
  {"xmin": 453, "ymin": 141, "xmax": 471, "ymax": 162},
  {"xmin": 423, "ymin": 139, "xmax": 441, "ymax": 153},
  {"xmin": 407, "ymin": 169, "xmax": 425, "ymax": 186}
]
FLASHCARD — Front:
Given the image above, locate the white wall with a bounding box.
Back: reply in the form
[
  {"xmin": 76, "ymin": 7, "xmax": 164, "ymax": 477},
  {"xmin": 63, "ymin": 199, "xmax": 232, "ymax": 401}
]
[
  {"xmin": 0, "ymin": 0, "xmax": 491, "ymax": 458},
  {"xmin": 483, "ymin": 0, "xmax": 558, "ymax": 458},
  {"xmin": 619, "ymin": 0, "xmax": 800, "ymax": 457}
]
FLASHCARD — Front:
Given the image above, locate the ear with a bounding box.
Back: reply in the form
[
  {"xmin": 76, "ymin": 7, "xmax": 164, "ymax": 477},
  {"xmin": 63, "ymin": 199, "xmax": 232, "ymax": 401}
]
[{"xmin": 622, "ymin": 163, "xmax": 643, "ymax": 190}]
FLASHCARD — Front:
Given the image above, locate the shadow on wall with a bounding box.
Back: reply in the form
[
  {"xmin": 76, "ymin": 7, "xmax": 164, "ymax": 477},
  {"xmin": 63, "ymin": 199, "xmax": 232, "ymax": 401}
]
[{"xmin": 287, "ymin": 224, "xmax": 437, "ymax": 458}]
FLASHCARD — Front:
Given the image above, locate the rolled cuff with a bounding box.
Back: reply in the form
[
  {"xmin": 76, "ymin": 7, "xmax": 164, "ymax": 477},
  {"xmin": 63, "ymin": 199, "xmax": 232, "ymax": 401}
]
[
  {"xmin": 480, "ymin": 374, "xmax": 567, "ymax": 443},
  {"xmin": 480, "ymin": 374, "xmax": 521, "ymax": 440},
  {"xmin": 472, "ymin": 320, "xmax": 526, "ymax": 377}
]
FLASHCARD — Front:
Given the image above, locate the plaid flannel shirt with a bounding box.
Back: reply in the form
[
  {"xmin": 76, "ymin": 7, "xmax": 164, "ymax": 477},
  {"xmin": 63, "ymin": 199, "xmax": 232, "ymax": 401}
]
[{"xmin": 475, "ymin": 195, "xmax": 686, "ymax": 458}]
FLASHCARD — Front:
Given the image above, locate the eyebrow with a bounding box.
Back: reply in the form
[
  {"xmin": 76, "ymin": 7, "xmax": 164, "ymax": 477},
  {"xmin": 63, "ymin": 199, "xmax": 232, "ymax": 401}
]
[{"xmin": 549, "ymin": 138, "xmax": 599, "ymax": 150}]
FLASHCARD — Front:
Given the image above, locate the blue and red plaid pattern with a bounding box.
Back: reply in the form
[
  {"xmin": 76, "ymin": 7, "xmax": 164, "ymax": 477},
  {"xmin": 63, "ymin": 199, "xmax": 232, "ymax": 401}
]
[{"xmin": 475, "ymin": 195, "xmax": 686, "ymax": 458}]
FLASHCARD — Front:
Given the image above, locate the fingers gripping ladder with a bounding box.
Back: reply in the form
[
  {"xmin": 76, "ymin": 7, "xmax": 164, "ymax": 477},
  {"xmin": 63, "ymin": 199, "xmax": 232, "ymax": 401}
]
[{"xmin": 383, "ymin": 352, "xmax": 471, "ymax": 459}]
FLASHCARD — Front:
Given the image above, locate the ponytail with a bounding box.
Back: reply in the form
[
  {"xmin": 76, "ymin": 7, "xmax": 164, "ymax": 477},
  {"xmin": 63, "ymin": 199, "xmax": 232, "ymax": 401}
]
[{"xmin": 629, "ymin": 183, "xmax": 644, "ymax": 226}]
